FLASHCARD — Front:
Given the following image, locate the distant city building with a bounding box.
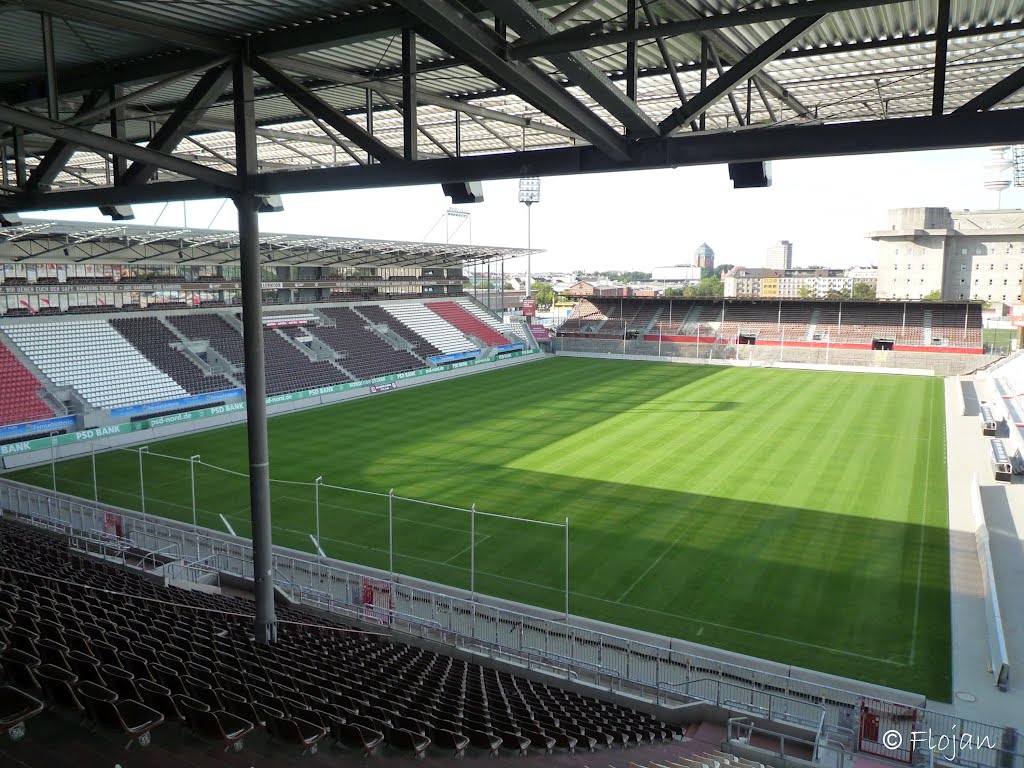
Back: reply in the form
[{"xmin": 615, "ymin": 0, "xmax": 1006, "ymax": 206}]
[
  {"xmin": 724, "ymin": 266, "xmax": 876, "ymax": 298},
  {"xmin": 651, "ymin": 265, "xmax": 702, "ymax": 282},
  {"xmin": 869, "ymin": 207, "xmax": 1024, "ymax": 306},
  {"xmin": 766, "ymin": 240, "xmax": 793, "ymax": 271},
  {"xmin": 566, "ymin": 281, "xmax": 630, "ymax": 297},
  {"xmin": 694, "ymin": 243, "xmax": 715, "ymax": 272}
]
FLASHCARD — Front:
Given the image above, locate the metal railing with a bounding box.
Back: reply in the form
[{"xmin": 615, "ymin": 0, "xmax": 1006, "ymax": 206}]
[{"xmin": 8, "ymin": 475, "xmax": 1021, "ymax": 768}]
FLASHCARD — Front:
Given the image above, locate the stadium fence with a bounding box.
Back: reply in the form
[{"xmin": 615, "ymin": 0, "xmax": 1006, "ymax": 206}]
[{"xmin": 1, "ymin": 477, "xmax": 1020, "ymax": 768}]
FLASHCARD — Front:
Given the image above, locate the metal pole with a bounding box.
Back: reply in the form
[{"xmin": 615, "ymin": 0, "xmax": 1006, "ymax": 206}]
[
  {"xmin": 526, "ymin": 204, "xmax": 532, "ymax": 300},
  {"xmin": 565, "ymin": 516, "xmax": 570, "ymax": 621},
  {"xmin": 315, "ymin": 476, "xmax": 322, "ymax": 552},
  {"xmin": 388, "ymin": 488, "xmax": 395, "ymax": 579},
  {"xmin": 234, "ymin": 53, "xmax": 277, "ymax": 645},
  {"xmin": 470, "ymin": 503, "xmax": 476, "ymax": 599},
  {"xmin": 138, "ymin": 446, "xmax": 148, "ymax": 516},
  {"xmin": 50, "ymin": 432, "xmax": 57, "ymax": 491},
  {"xmin": 190, "ymin": 454, "xmax": 200, "ymax": 559},
  {"xmin": 91, "ymin": 441, "xmax": 98, "ymax": 501}
]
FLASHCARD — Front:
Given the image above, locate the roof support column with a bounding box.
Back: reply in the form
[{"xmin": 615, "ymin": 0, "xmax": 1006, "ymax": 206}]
[
  {"xmin": 402, "ymin": 28, "xmax": 418, "ymax": 161},
  {"xmin": 41, "ymin": 13, "xmax": 59, "ymax": 121},
  {"xmin": 233, "ymin": 51, "xmax": 277, "ymax": 645},
  {"xmin": 12, "ymin": 128, "xmax": 27, "ymax": 186},
  {"xmin": 932, "ymin": 0, "xmax": 950, "ymax": 116}
]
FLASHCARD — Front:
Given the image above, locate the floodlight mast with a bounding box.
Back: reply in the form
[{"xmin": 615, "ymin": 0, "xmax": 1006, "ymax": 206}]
[{"xmin": 518, "ymin": 178, "xmax": 541, "ymax": 304}]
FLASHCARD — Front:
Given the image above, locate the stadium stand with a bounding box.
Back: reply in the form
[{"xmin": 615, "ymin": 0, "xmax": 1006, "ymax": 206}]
[
  {"xmin": 167, "ymin": 314, "xmax": 246, "ymax": 366},
  {"xmin": 355, "ymin": 304, "xmax": 443, "ymax": 358},
  {"xmin": 0, "ymin": 345, "xmax": 53, "ymax": 427},
  {"xmin": 382, "ymin": 302, "xmax": 478, "ymax": 355},
  {"xmin": 108, "ymin": 317, "xmax": 235, "ymax": 395},
  {"xmin": 306, "ymin": 307, "xmax": 424, "ymax": 380},
  {"xmin": 559, "ymin": 299, "xmax": 984, "ymax": 351},
  {"xmin": 259, "ymin": 329, "xmax": 352, "ymax": 395},
  {"xmin": 0, "ymin": 320, "xmax": 187, "ymax": 409},
  {"xmin": 427, "ymin": 301, "xmax": 509, "ymax": 347},
  {"xmin": 0, "ymin": 516, "xmax": 681, "ymax": 757}
]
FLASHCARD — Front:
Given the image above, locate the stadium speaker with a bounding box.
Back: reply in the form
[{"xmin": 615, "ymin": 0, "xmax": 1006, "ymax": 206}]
[
  {"xmin": 728, "ymin": 161, "xmax": 772, "ymax": 189},
  {"xmin": 442, "ymin": 181, "xmax": 484, "ymax": 204},
  {"xmin": 0, "ymin": 212, "xmax": 22, "ymax": 227},
  {"xmin": 257, "ymin": 194, "xmax": 285, "ymax": 213},
  {"xmin": 99, "ymin": 204, "xmax": 135, "ymax": 221}
]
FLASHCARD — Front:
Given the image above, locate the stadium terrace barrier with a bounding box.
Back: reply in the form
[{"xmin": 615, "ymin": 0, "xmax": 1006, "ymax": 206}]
[
  {"xmin": 969, "ymin": 474, "xmax": 1010, "ymax": 690},
  {"xmin": 109, "ymin": 388, "xmax": 243, "ymax": 418},
  {"xmin": 0, "ymin": 349, "xmax": 541, "ymax": 462},
  {"xmin": 0, "ymin": 415, "xmax": 76, "ymax": 440}
]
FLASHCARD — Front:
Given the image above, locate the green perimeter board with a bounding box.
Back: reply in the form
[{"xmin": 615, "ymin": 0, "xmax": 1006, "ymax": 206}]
[{"xmin": 8, "ymin": 358, "xmax": 951, "ymax": 699}]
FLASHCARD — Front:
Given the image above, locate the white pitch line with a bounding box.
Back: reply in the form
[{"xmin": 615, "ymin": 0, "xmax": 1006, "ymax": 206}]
[
  {"xmin": 442, "ymin": 534, "xmax": 491, "ymax": 564},
  {"xmin": 615, "ymin": 528, "xmax": 687, "ymax": 603}
]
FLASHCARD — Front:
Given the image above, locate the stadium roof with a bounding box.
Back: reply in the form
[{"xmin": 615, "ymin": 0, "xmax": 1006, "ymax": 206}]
[
  {"xmin": 0, "ymin": 219, "xmax": 536, "ymax": 267},
  {"xmin": 0, "ymin": 0, "xmax": 1023, "ymax": 215}
]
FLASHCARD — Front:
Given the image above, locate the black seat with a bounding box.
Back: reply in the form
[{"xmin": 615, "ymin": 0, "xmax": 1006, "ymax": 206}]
[
  {"xmin": 384, "ymin": 723, "xmax": 431, "ymax": 758},
  {"xmin": 177, "ymin": 694, "xmax": 255, "ymax": 753},
  {"xmin": 331, "ymin": 718, "xmax": 384, "ymax": 756},
  {"xmin": 0, "ymin": 686, "xmax": 44, "ymax": 742},
  {"xmin": 429, "ymin": 725, "xmax": 470, "ymax": 757},
  {"xmin": 78, "ymin": 681, "xmax": 164, "ymax": 750}
]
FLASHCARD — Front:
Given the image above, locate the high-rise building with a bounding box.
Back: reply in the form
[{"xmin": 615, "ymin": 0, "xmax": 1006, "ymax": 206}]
[
  {"xmin": 869, "ymin": 207, "xmax": 1024, "ymax": 306},
  {"xmin": 693, "ymin": 243, "xmax": 715, "ymax": 272},
  {"xmin": 766, "ymin": 241, "xmax": 793, "ymax": 270}
]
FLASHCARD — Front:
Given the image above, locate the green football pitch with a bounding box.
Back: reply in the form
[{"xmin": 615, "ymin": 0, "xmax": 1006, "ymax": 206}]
[{"xmin": 6, "ymin": 357, "xmax": 951, "ymax": 699}]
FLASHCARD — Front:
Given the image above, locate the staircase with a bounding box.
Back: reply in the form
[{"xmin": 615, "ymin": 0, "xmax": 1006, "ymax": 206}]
[
  {"xmin": 680, "ymin": 304, "xmax": 703, "ymax": 334},
  {"xmin": 921, "ymin": 309, "xmax": 933, "ymax": 345},
  {"xmin": 807, "ymin": 308, "xmax": 820, "ymax": 341}
]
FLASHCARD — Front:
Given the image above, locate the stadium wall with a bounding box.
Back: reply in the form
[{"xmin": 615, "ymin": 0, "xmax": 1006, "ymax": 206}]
[
  {"xmin": 552, "ymin": 338, "xmax": 998, "ymax": 376},
  {"xmin": 0, "ymin": 349, "xmax": 548, "ymax": 469}
]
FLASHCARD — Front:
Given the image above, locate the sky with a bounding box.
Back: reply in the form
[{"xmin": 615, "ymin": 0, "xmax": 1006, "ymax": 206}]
[{"xmin": 37, "ymin": 146, "xmax": 1023, "ymax": 275}]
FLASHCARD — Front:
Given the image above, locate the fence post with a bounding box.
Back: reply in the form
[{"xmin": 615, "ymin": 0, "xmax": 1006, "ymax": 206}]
[
  {"xmin": 91, "ymin": 440, "xmax": 98, "ymax": 501},
  {"xmin": 50, "ymin": 431, "xmax": 58, "ymax": 491},
  {"xmin": 138, "ymin": 446, "xmax": 149, "ymax": 517},
  {"xmin": 314, "ymin": 476, "xmax": 322, "ymax": 552},
  {"xmin": 388, "ymin": 489, "xmax": 395, "ymax": 580},
  {"xmin": 470, "ymin": 503, "xmax": 476, "ymax": 599},
  {"xmin": 564, "ymin": 516, "xmax": 569, "ymax": 621},
  {"xmin": 190, "ymin": 454, "xmax": 201, "ymax": 560}
]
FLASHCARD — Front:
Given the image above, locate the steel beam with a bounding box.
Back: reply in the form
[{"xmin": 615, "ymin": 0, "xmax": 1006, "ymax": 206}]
[
  {"xmin": 109, "ymin": 86, "xmax": 127, "ymax": 183},
  {"xmin": 660, "ymin": 0, "xmax": 810, "ymax": 121},
  {"xmin": 2, "ymin": 0, "xmax": 232, "ymax": 53},
  {"xmin": 40, "ymin": 13, "xmax": 58, "ymax": 121},
  {"xmin": 659, "ymin": 15, "xmax": 823, "ymax": 136},
  {"xmin": 479, "ymin": 0, "xmax": 657, "ymax": 137},
  {"xmin": 251, "ymin": 58, "xmax": 402, "ymax": 164},
  {"xmin": 954, "ymin": 64, "xmax": 1024, "ymax": 113},
  {"xmin": 397, "ymin": 0, "xmax": 630, "ymax": 161},
  {"xmin": 119, "ymin": 64, "xmax": 233, "ymax": 186},
  {"xmin": 403, "ymin": 29, "xmax": 418, "ymax": 161},
  {"xmin": 232, "ymin": 53, "xmax": 278, "ymax": 646},
  {"xmin": 25, "ymin": 90, "xmax": 108, "ymax": 193},
  {"xmin": 626, "ymin": 0, "xmax": 638, "ymax": 104},
  {"xmin": 638, "ymin": 0, "xmax": 696, "ymax": 131},
  {"xmin": 7, "ymin": 110, "xmax": 1024, "ymax": 213},
  {"xmin": 512, "ymin": 0, "xmax": 911, "ymax": 59},
  {"xmin": 0, "ymin": 103, "xmax": 236, "ymax": 188},
  {"xmin": 274, "ymin": 56, "xmax": 578, "ymax": 141},
  {"xmin": 707, "ymin": 42, "xmax": 744, "ymax": 126},
  {"xmin": 932, "ymin": 0, "xmax": 951, "ymax": 116}
]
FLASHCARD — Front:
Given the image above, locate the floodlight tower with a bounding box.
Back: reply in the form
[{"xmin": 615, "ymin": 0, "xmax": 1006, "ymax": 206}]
[{"xmin": 519, "ymin": 177, "xmax": 541, "ymax": 302}]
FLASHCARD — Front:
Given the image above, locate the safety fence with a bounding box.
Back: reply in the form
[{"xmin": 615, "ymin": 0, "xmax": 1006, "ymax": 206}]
[{"xmin": 0, "ymin": 478, "xmax": 1020, "ymax": 768}]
